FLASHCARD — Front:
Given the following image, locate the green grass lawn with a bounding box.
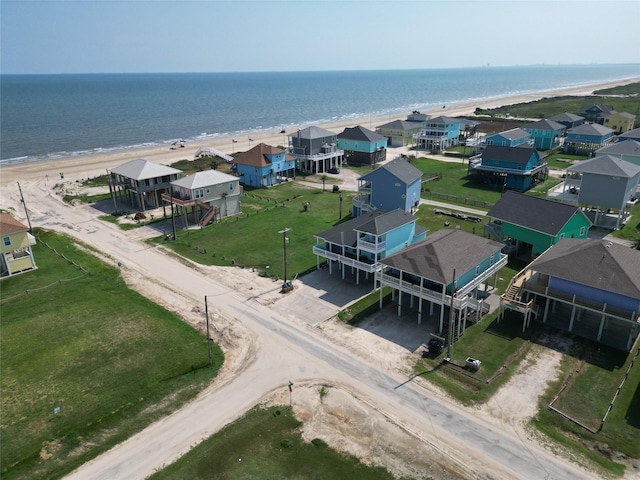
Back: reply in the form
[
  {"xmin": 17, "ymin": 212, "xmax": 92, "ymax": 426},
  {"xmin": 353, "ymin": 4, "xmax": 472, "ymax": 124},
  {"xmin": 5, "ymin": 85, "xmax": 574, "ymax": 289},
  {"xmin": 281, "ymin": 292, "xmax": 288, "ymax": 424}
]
[
  {"xmin": 147, "ymin": 405, "xmax": 397, "ymax": 480},
  {"xmin": 414, "ymin": 310, "xmax": 531, "ymax": 405},
  {"xmin": 150, "ymin": 183, "xmax": 351, "ymax": 280},
  {"xmin": 533, "ymin": 340, "xmax": 640, "ymax": 469},
  {"xmin": 1, "ymin": 230, "xmax": 224, "ymax": 480},
  {"xmin": 612, "ymin": 202, "xmax": 640, "ymax": 244},
  {"xmin": 543, "ymin": 152, "xmax": 588, "ymax": 170}
]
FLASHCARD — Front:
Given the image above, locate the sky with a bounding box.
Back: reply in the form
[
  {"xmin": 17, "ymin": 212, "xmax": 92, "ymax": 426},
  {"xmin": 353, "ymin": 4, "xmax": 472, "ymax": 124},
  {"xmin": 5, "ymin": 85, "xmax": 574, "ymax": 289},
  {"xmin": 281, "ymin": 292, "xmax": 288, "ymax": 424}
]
[{"xmin": 1, "ymin": 0, "xmax": 639, "ymax": 74}]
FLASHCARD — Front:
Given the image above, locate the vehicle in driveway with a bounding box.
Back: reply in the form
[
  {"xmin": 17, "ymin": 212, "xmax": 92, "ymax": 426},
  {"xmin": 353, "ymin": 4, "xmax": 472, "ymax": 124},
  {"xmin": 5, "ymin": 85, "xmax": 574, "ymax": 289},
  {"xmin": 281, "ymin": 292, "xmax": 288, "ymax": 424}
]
[{"xmin": 327, "ymin": 167, "xmax": 340, "ymax": 174}]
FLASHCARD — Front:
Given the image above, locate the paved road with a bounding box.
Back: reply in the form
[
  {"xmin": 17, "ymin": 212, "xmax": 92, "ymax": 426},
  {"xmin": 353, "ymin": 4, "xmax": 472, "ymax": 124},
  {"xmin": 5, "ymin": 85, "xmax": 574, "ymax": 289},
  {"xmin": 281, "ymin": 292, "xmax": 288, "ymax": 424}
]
[{"xmin": 11, "ymin": 182, "xmax": 596, "ymax": 480}]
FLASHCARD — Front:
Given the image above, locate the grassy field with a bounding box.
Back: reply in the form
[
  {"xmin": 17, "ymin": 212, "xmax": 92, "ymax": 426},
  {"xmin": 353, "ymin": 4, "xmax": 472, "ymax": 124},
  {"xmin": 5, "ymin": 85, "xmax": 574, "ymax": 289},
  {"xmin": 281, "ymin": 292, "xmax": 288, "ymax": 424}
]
[
  {"xmin": 147, "ymin": 405, "xmax": 398, "ymax": 480},
  {"xmin": 149, "ymin": 182, "xmax": 355, "ymax": 280},
  {"xmin": 0, "ymin": 230, "xmax": 224, "ymax": 480},
  {"xmin": 474, "ymin": 82, "xmax": 640, "ymax": 119}
]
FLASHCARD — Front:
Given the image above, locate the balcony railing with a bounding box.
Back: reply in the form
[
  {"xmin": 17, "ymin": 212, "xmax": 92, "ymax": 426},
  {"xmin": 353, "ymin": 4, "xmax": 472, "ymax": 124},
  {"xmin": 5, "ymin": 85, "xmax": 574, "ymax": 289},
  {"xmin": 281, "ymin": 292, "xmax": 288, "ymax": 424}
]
[
  {"xmin": 357, "ymin": 239, "xmax": 386, "ymax": 253},
  {"xmin": 312, "ymin": 245, "xmax": 378, "ymax": 272}
]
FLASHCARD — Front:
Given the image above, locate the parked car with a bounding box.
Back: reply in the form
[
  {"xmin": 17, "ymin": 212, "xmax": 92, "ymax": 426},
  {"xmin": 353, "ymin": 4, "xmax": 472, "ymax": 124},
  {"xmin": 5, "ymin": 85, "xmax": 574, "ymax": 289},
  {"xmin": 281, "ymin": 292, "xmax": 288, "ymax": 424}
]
[{"xmin": 327, "ymin": 167, "xmax": 340, "ymax": 174}]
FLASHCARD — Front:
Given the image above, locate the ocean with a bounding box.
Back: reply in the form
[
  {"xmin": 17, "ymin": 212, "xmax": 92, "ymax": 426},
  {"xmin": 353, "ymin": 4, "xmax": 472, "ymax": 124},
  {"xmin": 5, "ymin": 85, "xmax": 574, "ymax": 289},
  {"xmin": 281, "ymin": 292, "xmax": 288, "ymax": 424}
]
[{"xmin": 1, "ymin": 64, "xmax": 639, "ymax": 164}]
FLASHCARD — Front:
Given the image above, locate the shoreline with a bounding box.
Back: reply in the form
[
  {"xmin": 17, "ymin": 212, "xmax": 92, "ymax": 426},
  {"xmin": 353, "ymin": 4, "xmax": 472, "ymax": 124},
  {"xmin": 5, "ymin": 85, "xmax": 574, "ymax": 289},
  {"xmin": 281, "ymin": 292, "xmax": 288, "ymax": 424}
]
[{"xmin": 1, "ymin": 76, "xmax": 638, "ymax": 188}]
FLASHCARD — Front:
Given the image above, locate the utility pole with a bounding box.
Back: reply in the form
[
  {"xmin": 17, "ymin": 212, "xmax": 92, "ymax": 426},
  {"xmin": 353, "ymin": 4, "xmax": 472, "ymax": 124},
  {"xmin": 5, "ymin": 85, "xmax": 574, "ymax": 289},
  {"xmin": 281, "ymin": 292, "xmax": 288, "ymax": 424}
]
[
  {"xmin": 170, "ymin": 184, "xmax": 177, "ymax": 240},
  {"xmin": 16, "ymin": 182, "xmax": 32, "ymax": 232},
  {"xmin": 278, "ymin": 227, "xmax": 291, "ymax": 289},
  {"xmin": 446, "ymin": 269, "xmax": 456, "ymax": 361},
  {"xmin": 204, "ymin": 296, "xmax": 213, "ymax": 366}
]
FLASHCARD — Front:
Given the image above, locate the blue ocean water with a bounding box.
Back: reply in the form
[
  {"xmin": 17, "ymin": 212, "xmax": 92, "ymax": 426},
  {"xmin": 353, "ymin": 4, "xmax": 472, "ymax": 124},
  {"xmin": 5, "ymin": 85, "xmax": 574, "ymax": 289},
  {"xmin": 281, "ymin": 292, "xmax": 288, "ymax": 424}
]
[{"xmin": 1, "ymin": 64, "xmax": 639, "ymax": 164}]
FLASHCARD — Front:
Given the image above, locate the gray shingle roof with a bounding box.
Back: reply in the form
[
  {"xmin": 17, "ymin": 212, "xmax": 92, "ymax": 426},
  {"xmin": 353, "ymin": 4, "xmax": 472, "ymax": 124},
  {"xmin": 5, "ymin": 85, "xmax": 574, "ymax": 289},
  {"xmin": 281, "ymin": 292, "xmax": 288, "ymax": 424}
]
[
  {"xmin": 359, "ymin": 157, "xmax": 423, "ymax": 184},
  {"xmin": 548, "ymin": 112, "xmax": 584, "ymax": 123},
  {"xmin": 596, "ymin": 140, "xmax": 640, "ymax": 157},
  {"xmin": 567, "ymin": 155, "xmax": 640, "ymax": 177},
  {"xmin": 376, "ymin": 119, "xmax": 423, "ymax": 131},
  {"xmin": 172, "ymin": 170, "xmax": 238, "ymax": 189},
  {"xmin": 314, "ymin": 209, "xmax": 416, "ymax": 246},
  {"xmin": 289, "ymin": 126, "xmax": 337, "ymax": 139},
  {"xmin": 490, "ymin": 128, "xmax": 531, "ymax": 141},
  {"xmin": 338, "ymin": 125, "xmax": 386, "ymax": 143},
  {"xmin": 426, "ymin": 116, "xmax": 459, "ymax": 125},
  {"xmin": 110, "ymin": 159, "xmax": 181, "ymax": 180},
  {"xmin": 482, "ymin": 145, "xmax": 538, "ymax": 164},
  {"xmin": 618, "ymin": 127, "xmax": 640, "ymax": 140},
  {"xmin": 567, "ymin": 123, "xmax": 614, "ymax": 136},
  {"xmin": 379, "ymin": 229, "xmax": 504, "ymax": 285},
  {"xmin": 528, "ymin": 238, "xmax": 640, "ymax": 299},
  {"xmin": 487, "ymin": 191, "xmax": 588, "ymax": 236},
  {"xmin": 525, "ymin": 119, "xmax": 565, "ymax": 131}
]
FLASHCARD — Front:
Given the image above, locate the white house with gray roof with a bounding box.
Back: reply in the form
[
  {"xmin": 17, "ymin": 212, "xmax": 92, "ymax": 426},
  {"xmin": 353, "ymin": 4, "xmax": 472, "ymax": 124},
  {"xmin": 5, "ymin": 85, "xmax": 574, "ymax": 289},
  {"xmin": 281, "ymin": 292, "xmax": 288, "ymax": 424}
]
[
  {"xmin": 109, "ymin": 158, "xmax": 181, "ymax": 212},
  {"xmin": 164, "ymin": 170, "xmax": 241, "ymax": 227}
]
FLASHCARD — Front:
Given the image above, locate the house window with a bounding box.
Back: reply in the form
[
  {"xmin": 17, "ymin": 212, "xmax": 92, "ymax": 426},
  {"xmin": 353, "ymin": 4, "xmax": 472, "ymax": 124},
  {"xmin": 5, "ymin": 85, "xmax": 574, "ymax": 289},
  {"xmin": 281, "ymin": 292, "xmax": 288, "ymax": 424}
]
[
  {"xmin": 229, "ymin": 183, "xmax": 234, "ymax": 190},
  {"xmin": 490, "ymin": 255, "xmax": 494, "ymax": 265},
  {"xmin": 579, "ymin": 226, "xmax": 586, "ymax": 236},
  {"xmin": 559, "ymin": 233, "xmax": 565, "ymax": 240},
  {"xmin": 475, "ymin": 264, "xmax": 480, "ymax": 275},
  {"xmin": 3, "ymin": 236, "xmax": 11, "ymax": 247},
  {"xmin": 195, "ymin": 189, "xmax": 204, "ymax": 199}
]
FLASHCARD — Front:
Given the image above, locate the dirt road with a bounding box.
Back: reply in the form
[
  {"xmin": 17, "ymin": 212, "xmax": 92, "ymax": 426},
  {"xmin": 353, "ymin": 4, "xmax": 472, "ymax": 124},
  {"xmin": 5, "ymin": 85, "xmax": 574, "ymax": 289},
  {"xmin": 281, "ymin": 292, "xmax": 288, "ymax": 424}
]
[{"xmin": 2, "ymin": 179, "xmax": 598, "ymax": 480}]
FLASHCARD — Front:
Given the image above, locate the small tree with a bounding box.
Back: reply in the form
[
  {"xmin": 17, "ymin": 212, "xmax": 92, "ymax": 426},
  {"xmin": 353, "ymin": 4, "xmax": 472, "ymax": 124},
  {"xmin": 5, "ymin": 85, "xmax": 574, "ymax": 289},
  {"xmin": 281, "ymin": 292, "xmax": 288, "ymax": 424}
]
[{"xmin": 321, "ymin": 175, "xmax": 327, "ymax": 192}]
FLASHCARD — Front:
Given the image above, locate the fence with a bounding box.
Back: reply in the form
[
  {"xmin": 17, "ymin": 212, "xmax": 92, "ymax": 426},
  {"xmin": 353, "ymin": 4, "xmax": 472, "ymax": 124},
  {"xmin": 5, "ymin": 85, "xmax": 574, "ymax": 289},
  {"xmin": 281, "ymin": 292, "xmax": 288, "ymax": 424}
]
[
  {"xmin": 1, "ymin": 237, "xmax": 90, "ymax": 303},
  {"xmin": 420, "ymin": 189, "xmax": 494, "ymax": 210}
]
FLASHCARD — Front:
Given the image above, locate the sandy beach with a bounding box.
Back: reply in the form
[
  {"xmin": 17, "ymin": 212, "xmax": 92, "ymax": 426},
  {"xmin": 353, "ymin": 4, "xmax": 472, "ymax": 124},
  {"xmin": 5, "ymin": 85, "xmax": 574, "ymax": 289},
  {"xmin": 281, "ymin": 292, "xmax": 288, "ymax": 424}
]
[{"xmin": 1, "ymin": 77, "xmax": 638, "ymax": 190}]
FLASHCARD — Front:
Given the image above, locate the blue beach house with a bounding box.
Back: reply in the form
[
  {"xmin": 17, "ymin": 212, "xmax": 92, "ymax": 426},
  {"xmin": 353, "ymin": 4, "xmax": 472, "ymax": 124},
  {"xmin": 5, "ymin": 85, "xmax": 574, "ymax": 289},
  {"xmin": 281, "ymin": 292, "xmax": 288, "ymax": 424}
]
[
  {"xmin": 470, "ymin": 145, "xmax": 547, "ymax": 191},
  {"xmin": 352, "ymin": 158, "xmax": 423, "ymax": 217},
  {"xmin": 499, "ymin": 238, "xmax": 640, "ymax": 351},
  {"xmin": 524, "ymin": 119, "xmax": 565, "ymax": 150},
  {"xmin": 376, "ymin": 229, "xmax": 508, "ymax": 329},
  {"xmin": 413, "ymin": 116, "xmax": 461, "ymax": 152},
  {"xmin": 337, "ymin": 126, "xmax": 387, "ymax": 166},
  {"xmin": 483, "ymin": 128, "xmax": 533, "ymax": 148},
  {"xmin": 563, "ymin": 123, "xmax": 614, "ymax": 155},
  {"xmin": 232, "ymin": 143, "xmax": 296, "ymax": 187},
  {"xmin": 313, "ymin": 209, "xmax": 428, "ymax": 285}
]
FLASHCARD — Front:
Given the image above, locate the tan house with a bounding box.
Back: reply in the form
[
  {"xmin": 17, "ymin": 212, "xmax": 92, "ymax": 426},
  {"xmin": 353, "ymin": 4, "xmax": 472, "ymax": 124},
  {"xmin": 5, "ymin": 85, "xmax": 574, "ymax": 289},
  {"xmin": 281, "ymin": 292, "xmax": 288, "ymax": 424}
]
[
  {"xmin": 0, "ymin": 213, "xmax": 37, "ymax": 277},
  {"xmin": 602, "ymin": 112, "xmax": 636, "ymax": 134}
]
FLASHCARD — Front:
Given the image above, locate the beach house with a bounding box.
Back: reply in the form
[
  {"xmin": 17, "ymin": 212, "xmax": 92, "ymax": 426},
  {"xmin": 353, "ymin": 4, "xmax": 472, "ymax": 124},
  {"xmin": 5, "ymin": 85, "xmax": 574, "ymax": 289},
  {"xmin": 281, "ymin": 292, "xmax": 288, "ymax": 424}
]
[
  {"xmin": 565, "ymin": 155, "xmax": 640, "ymax": 229},
  {"xmin": 376, "ymin": 119, "xmax": 424, "ymax": 147},
  {"xmin": 312, "ymin": 209, "xmax": 428, "ymax": 285},
  {"xmin": 469, "ymin": 145, "xmax": 547, "ymax": 191},
  {"xmin": 483, "ymin": 128, "xmax": 533, "ymax": 148},
  {"xmin": 352, "ymin": 158, "xmax": 423, "ymax": 217},
  {"xmin": 232, "ymin": 143, "xmax": 296, "ymax": 187},
  {"xmin": 0, "ymin": 213, "xmax": 37, "ymax": 277},
  {"xmin": 376, "ymin": 229, "xmax": 507, "ymax": 330},
  {"xmin": 109, "ymin": 158, "xmax": 182, "ymax": 212},
  {"xmin": 602, "ymin": 111, "xmax": 636, "ymax": 134},
  {"xmin": 163, "ymin": 170, "xmax": 241, "ymax": 227},
  {"xmin": 499, "ymin": 238, "xmax": 640, "ymax": 351},
  {"xmin": 579, "ymin": 104, "xmax": 616, "ymax": 123},
  {"xmin": 562, "ymin": 123, "xmax": 615, "ymax": 155},
  {"xmin": 595, "ymin": 139, "xmax": 640, "ymax": 167},
  {"xmin": 337, "ymin": 125, "xmax": 387, "ymax": 166},
  {"xmin": 618, "ymin": 127, "xmax": 640, "ymax": 142},
  {"xmin": 547, "ymin": 112, "xmax": 584, "ymax": 130},
  {"xmin": 288, "ymin": 126, "xmax": 344, "ymax": 174},
  {"xmin": 485, "ymin": 191, "xmax": 591, "ymax": 258},
  {"xmin": 412, "ymin": 116, "xmax": 461, "ymax": 152},
  {"xmin": 524, "ymin": 119, "xmax": 565, "ymax": 150}
]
